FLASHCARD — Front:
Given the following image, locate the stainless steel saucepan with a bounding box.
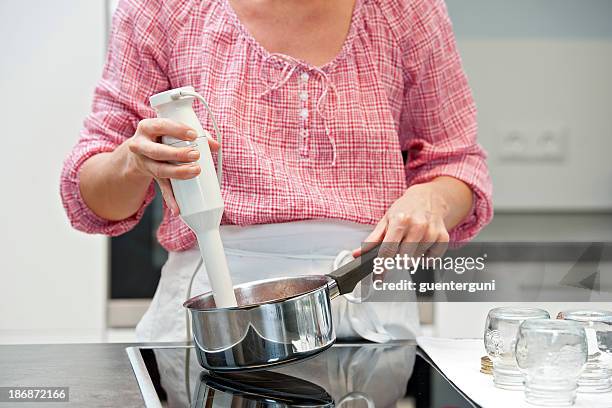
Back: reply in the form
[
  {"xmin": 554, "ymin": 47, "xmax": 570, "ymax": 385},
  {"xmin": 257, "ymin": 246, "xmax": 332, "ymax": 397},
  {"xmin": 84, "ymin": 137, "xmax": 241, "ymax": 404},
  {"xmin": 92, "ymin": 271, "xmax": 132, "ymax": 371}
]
[{"xmin": 183, "ymin": 246, "xmax": 380, "ymax": 371}]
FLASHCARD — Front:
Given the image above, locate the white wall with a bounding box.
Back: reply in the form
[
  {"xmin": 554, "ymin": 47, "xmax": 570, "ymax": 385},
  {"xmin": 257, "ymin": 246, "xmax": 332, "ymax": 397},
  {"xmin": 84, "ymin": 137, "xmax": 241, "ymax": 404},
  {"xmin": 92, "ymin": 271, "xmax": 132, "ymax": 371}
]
[
  {"xmin": 460, "ymin": 39, "xmax": 612, "ymax": 210},
  {"xmin": 0, "ymin": 1, "xmax": 107, "ymax": 343},
  {"xmin": 446, "ymin": 0, "xmax": 612, "ymax": 210},
  {"xmin": 433, "ymin": 1, "xmax": 612, "ymax": 337}
]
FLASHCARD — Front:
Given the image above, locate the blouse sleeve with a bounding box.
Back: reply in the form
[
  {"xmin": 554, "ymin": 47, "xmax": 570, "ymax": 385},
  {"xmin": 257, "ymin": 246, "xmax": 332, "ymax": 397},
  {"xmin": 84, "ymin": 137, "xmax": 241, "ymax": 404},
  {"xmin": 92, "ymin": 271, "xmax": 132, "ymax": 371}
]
[
  {"xmin": 398, "ymin": 0, "xmax": 493, "ymax": 242},
  {"xmin": 60, "ymin": 0, "xmax": 174, "ymax": 236}
]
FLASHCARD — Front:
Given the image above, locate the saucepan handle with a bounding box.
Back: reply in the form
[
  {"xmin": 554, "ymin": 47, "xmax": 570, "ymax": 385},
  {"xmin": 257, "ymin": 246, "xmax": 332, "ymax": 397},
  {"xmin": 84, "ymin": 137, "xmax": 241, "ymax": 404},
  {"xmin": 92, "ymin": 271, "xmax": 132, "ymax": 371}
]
[{"xmin": 326, "ymin": 244, "xmax": 381, "ymax": 297}]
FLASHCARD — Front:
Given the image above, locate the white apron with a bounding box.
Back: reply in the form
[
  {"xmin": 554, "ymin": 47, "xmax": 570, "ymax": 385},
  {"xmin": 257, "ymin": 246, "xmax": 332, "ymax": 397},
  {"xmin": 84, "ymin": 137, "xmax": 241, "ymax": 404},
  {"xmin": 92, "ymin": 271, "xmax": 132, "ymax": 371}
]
[{"xmin": 135, "ymin": 219, "xmax": 420, "ymax": 343}]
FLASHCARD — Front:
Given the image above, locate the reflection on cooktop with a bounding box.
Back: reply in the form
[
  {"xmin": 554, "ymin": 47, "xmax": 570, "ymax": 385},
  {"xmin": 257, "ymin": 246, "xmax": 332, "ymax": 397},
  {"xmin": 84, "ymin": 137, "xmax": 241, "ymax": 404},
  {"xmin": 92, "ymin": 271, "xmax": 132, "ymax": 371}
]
[
  {"xmin": 127, "ymin": 342, "xmax": 478, "ymax": 408},
  {"xmin": 200, "ymin": 371, "xmax": 334, "ymax": 406}
]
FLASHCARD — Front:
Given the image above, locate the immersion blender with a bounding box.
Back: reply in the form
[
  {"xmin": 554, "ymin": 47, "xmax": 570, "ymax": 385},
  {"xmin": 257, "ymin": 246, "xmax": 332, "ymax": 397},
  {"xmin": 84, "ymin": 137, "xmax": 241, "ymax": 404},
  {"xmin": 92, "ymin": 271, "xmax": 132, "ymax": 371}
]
[{"xmin": 149, "ymin": 86, "xmax": 238, "ymax": 308}]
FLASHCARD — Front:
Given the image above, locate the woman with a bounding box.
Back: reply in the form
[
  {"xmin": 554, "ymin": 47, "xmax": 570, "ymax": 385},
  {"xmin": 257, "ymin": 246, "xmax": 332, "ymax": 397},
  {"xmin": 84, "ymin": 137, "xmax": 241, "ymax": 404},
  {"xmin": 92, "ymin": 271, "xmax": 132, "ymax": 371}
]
[{"xmin": 61, "ymin": 0, "xmax": 492, "ymax": 342}]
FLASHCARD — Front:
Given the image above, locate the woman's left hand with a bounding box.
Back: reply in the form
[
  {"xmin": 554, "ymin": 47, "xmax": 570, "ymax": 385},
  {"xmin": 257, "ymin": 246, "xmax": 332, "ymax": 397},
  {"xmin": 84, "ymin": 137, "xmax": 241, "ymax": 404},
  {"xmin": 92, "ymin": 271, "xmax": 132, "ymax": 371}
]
[{"xmin": 353, "ymin": 176, "xmax": 473, "ymax": 259}]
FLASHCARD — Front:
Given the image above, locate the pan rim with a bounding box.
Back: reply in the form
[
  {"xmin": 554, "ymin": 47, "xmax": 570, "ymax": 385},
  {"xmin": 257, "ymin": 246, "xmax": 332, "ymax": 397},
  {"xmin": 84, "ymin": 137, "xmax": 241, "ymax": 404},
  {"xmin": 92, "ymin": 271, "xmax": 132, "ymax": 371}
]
[{"xmin": 183, "ymin": 275, "xmax": 332, "ymax": 312}]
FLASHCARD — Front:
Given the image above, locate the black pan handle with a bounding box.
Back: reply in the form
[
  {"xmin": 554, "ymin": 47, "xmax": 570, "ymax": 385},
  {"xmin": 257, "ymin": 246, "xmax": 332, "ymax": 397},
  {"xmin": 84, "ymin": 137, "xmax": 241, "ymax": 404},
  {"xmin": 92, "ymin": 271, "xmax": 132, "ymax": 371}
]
[{"xmin": 326, "ymin": 244, "xmax": 381, "ymax": 296}]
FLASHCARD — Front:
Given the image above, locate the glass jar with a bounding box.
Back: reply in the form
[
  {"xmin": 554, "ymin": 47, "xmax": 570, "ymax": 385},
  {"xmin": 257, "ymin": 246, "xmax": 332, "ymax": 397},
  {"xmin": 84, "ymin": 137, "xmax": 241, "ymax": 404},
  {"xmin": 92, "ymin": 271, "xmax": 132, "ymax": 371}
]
[
  {"xmin": 515, "ymin": 319, "xmax": 588, "ymax": 406},
  {"xmin": 484, "ymin": 307, "xmax": 550, "ymax": 389},
  {"xmin": 557, "ymin": 310, "xmax": 612, "ymax": 393}
]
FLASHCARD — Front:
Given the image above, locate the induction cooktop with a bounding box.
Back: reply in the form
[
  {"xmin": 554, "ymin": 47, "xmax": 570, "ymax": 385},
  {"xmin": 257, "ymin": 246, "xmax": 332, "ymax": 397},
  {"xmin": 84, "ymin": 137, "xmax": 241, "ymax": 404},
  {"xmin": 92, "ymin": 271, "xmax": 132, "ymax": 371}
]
[{"xmin": 126, "ymin": 342, "xmax": 479, "ymax": 408}]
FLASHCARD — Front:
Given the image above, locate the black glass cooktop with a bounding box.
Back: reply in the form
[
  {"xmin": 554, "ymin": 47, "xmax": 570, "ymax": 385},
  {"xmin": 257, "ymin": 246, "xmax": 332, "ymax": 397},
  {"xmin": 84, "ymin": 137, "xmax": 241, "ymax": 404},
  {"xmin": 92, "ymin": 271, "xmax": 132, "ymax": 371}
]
[{"xmin": 127, "ymin": 342, "xmax": 478, "ymax": 408}]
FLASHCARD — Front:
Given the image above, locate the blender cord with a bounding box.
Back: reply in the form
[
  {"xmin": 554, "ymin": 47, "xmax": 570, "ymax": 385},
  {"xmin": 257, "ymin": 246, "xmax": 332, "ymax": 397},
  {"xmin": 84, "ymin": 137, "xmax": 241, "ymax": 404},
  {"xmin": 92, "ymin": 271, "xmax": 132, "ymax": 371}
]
[
  {"xmin": 172, "ymin": 89, "xmax": 223, "ymax": 402},
  {"xmin": 174, "ymin": 87, "xmax": 223, "ymax": 341},
  {"xmin": 184, "ymin": 257, "xmax": 203, "ymax": 405},
  {"xmin": 175, "ymin": 90, "xmax": 223, "ymax": 186},
  {"xmin": 185, "ymin": 257, "xmax": 203, "ymax": 341}
]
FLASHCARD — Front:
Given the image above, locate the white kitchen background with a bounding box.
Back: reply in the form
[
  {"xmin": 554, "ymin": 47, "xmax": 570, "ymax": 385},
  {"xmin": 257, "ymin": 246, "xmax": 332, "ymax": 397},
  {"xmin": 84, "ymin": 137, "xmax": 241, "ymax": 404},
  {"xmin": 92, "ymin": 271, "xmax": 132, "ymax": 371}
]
[{"xmin": 0, "ymin": 0, "xmax": 610, "ymax": 344}]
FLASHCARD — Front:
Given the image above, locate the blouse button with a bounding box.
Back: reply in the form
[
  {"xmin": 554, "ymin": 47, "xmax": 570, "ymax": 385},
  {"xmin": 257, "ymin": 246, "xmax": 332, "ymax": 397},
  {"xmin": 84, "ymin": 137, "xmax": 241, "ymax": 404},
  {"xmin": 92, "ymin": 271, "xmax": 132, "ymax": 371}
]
[
  {"xmin": 299, "ymin": 91, "xmax": 308, "ymax": 101},
  {"xmin": 300, "ymin": 72, "xmax": 309, "ymax": 82},
  {"xmin": 299, "ymin": 108, "xmax": 308, "ymax": 119}
]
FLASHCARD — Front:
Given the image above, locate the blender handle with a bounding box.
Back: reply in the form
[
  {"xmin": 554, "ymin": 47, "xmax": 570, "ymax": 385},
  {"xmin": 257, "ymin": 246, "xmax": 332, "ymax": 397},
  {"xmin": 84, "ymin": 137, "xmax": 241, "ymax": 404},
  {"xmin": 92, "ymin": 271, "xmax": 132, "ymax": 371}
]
[{"xmin": 326, "ymin": 244, "xmax": 381, "ymax": 297}]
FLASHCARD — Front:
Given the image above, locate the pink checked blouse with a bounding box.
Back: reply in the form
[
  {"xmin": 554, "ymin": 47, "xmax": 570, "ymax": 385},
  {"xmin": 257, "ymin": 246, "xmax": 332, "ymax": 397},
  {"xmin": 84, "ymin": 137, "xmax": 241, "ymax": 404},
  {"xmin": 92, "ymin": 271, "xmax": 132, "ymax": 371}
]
[{"xmin": 61, "ymin": 0, "xmax": 493, "ymax": 252}]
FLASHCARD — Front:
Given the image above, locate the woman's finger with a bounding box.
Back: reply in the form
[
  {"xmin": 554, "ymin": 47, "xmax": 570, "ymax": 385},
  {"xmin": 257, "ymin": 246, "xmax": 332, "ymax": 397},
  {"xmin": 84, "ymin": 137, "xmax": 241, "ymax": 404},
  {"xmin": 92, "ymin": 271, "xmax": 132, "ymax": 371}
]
[
  {"xmin": 413, "ymin": 224, "xmax": 440, "ymax": 259},
  {"xmin": 380, "ymin": 213, "xmax": 411, "ymax": 258},
  {"xmin": 137, "ymin": 118, "xmax": 197, "ymax": 141},
  {"xmin": 155, "ymin": 178, "xmax": 180, "ymax": 215},
  {"xmin": 426, "ymin": 229, "xmax": 450, "ymax": 259},
  {"xmin": 129, "ymin": 139, "xmax": 200, "ymax": 163},
  {"xmin": 141, "ymin": 159, "xmax": 201, "ymax": 180},
  {"xmin": 399, "ymin": 217, "xmax": 428, "ymax": 258},
  {"xmin": 353, "ymin": 216, "xmax": 387, "ymax": 257}
]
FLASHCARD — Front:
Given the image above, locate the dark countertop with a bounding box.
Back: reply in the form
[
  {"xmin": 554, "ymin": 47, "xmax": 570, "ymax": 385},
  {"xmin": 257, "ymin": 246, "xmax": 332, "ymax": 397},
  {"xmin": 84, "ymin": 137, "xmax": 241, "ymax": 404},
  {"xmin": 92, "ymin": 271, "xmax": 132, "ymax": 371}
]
[
  {"xmin": 0, "ymin": 341, "xmax": 478, "ymax": 408},
  {"xmin": 0, "ymin": 343, "xmax": 177, "ymax": 408}
]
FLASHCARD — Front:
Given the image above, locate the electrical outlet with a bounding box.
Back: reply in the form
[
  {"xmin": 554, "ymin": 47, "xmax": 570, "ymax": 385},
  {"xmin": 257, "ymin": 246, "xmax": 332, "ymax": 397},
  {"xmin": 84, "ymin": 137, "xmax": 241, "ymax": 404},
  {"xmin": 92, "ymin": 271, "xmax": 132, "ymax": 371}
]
[
  {"xmin": 498, "ymin": 125, "xmax": 568, "ymax": 162},
  {"xmin": 536, "ymin": 129, "xmax": 567, "ymax": 160},
  {"xmin": 499, "ymin": 130, "xmax": 529, "ymax": 160}
]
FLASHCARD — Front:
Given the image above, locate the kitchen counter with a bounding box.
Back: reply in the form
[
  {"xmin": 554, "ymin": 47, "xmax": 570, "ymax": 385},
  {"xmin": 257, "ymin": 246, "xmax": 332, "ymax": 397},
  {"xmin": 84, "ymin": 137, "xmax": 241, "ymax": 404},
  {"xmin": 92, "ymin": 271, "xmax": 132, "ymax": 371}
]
[
  {"xmin": 0, "ymin": 341, "xmax": 477, "ymax": 408},
  {"xmin": 0, "ymin": 343, "xmax": 181, "ymax": 408}
]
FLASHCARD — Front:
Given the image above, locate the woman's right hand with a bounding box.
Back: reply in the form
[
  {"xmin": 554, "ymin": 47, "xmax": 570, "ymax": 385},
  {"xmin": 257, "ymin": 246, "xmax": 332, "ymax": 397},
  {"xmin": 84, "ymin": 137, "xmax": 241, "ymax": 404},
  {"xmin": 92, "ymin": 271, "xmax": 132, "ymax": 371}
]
[{"xmin": 125, "ymin": 118, "xmax": 220, "ymax": 215}]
